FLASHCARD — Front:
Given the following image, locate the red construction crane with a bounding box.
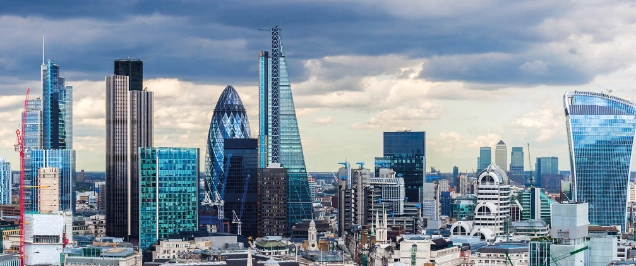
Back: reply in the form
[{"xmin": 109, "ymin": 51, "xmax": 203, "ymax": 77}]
[{"xmin": 14, "ymin": 88, "xmax": 29, "ymax": 266}]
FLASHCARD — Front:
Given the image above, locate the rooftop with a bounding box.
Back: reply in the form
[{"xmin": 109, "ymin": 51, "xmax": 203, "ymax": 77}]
[{"xmin": 477, "ymin": 242, "xmax": 529, "ymax": 254}]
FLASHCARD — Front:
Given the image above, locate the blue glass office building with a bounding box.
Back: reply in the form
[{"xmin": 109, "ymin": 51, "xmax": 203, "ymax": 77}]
[
  {"xmin": 223, "ymin": 138, "xmax": 258, "ymax": 237},
  {"xmin": 41, "ymin": 60, "xmax": 72, "ymax": 150},
  {"xmin": 28, "ymin": 149, "xmax": 76, "ymax": 212},
  {"xmin": 535, "ymin": 157, "xmax": 558, "ymax": 187},
  {"xmin": 509, "ymin": 147, "xmax": 524, "ymax": 175},
  {"xmin": 139, "ymin": 147, "xmax": 199, "ymax": 251},
  {"xmin": 477, "ymin": 147, "xmax": 491, "ymax": 173},
  {"xmin": 564, "ymin": 91, "xmax": 636, "ymax": 229},
  {"xmin": 259, "ymin": 26, "xmax": 313, "ymax": 229},
  {"xmin": 202, "ymin": 85, "xmax": 251, "ymax": 228},
  {"xmin": 375, "ymin": 131, "xmax": 426, "ymax": 202}
]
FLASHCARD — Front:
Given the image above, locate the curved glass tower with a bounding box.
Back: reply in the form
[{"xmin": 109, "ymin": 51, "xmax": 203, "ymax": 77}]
[
  {"xmin": 564, "ymin": 91, "xmax": 636, "ymax": 229},
  {"xmin": 202, "ymin": 85, "xmax": 251, "ymax": 228},
  {"xmin": 259, "ymin": 26, "xmax": 313, "ymax": 230}
]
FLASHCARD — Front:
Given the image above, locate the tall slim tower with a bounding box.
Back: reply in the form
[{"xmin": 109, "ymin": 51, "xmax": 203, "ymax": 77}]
[
  {"xmin": 495, "ymin": 140, "xmax": 507, "ymax": 171},
  {"xmin": 564, "ymin": 91, "xmax": 636, "ymax": 230},
  {"xmin": 105, "ymin": 64, "xmax": 153, "ymax": 239},
  {"xmin": 258, "ymin": 26, "xmax": 312, "ymax": 230},
  {"xmin": 477, "ymin": 147, "xmax": 492, "ymax": 173},
  {"xmin": 41, "ymin": 60, "xmax": 72, "ymax": 150}
]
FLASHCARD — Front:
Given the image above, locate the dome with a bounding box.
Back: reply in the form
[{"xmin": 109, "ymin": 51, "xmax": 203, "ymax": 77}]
[{"xmin": 478, "ymin": 163, "xmax": 509, "ymax": 185}]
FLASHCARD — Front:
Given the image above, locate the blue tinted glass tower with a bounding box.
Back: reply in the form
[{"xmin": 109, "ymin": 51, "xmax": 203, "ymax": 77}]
[
  {"xmin": 259, "ymin": 26, "xmax": 313, "ymax": 230},
  {"xmin": 202, "ymin": 86, "xmax": 251, "ymax": 230},
  {"xmin": 564, "ymin": 91, "xmax": 636, "ymax": 230},
  {"xmin": 375, "ymin": 131, "xmax": 426, "ymax": 202},
  {"xmin": 510, "ymin": 147, "xmax": 524, "ymax": 175},
  {"xmin": 477, "ymin": 147, "xmax": 491, "ymax": 173},
  {"xmin": 535, "ymin": 157, "xmax": 558, "ymax": 187},
  {"xmin": 0, "ymin": 158, "xmax": 10, "ymax": 205},
  {"xmin": 139, "ymin": 147, "xmax": 199, "ymax": 251},
  {"xmin": 41, "ymin": 60, "xmax": 72, "ymax": 150}
]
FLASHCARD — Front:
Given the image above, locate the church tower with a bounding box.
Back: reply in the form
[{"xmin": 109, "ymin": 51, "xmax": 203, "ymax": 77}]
[{"xmin": 307, "ymin": 218, "xmax": 318, "ymax": 251}]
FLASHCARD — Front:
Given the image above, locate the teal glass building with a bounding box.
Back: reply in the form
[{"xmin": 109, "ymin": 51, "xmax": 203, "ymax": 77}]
[
  {"xmin": 139, "ymin": 147, "xmax": 199, "ymax": 251},
  {"xmin": 477, "ymin": 147, "xmax": 491, "ymax": 173},
  {"xmin": 564, "ymin": 91, "xmax": 636, "ymax": 229},
  {"xmin": 259, "ymin": 26, "xmax": 312, "ymax": 230}
]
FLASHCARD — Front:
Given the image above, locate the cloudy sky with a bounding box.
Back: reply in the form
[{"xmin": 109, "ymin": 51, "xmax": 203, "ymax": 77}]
[{"xmin": 1, "ymin": 0, "xmax": 636, "ymax": 173}]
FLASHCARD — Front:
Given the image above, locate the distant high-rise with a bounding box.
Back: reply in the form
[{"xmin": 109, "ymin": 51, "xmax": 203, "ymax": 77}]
[
  {"xmin": 564, "ymin": 91, "xmax": 636, "ymax": 230},
  {"xmin": 258, "ymin": 27, "xmax": 312, "ymax": 229},
  {"xmin": 138, "ymin": 147, "xmax": 199, "ymax": 251},
  {"xmin": 114, "ymin": 59, "xmax": 143, "ymax": 91},
  {"xmin": 495, "ymin": 140, "xmax": 507, "ymax": 172},
  {"xmin": 375, "ymin": 131, "xmax": 426, "ymax": 202},
  {"xmin": 202, "ymin": 85, "xmax": 251, "ymax": 230},
  {"xmin": 223, "ymin": 138, "xmax": 258, "ymax": 237},
  {"xmin": 477, "ymin": 147, "xmax": 492, "ymax": 173},
  {"xmin": 105, "ymin": 71, "xmax": 153, "ymax": 239},
  {"xmin": 535, "ymin": 157, "xmax": 558, "ymax": 187},
  {"xmin": 510, "ymin": 147, "xmax": 524, "ymax": 175},
  {"xmin": 0, "ymin": 158, "xmax": 10, "ymax": 205}
]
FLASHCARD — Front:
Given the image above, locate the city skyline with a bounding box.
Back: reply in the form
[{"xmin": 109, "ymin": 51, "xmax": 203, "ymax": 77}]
[{"xmin": 3, "ymin": 1, "xmax": 636, "ymax": 172}]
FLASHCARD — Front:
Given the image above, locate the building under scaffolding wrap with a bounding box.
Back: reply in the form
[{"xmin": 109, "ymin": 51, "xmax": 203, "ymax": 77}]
[{"xmin": 259, "ymin": 26, "xmax": 312, "ymax": 231}]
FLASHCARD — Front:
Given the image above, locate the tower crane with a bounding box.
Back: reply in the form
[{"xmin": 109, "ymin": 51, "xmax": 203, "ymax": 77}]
[
  {"xmin": 14, "ymin": 88, "xmax": 29, "ymax": 266},
  {"xmin": 233, "ymin": 174, "xmax": 251, "ymax": 235},
  {"xmin": 527, "ymin": 143, "xmax": 535, "ymax": 187}
]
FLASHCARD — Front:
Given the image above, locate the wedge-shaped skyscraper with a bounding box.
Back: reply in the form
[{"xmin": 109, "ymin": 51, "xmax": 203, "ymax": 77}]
[
  {"xmin": 259, "ymin": 26, "xmax": 312, "ymax": 230},
  {"xmin": 202, "ymin": 85, "xmax": 251, "ymax": 229},
  {"xmin": 564, "ymin": 91, "xmax": 636, "ymax": 230}
]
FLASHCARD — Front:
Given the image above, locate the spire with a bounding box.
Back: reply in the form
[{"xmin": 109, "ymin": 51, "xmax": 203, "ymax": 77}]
[{"xmin": 383, "ymin": 206, "xmax": 388, "ymax": 228}]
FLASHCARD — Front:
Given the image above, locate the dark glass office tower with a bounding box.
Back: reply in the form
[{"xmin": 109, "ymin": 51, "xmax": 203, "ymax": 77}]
[
  {"xmin": 106, "ymin": 72, "xmax": 153, "ymax": 240},
  {"xmin": 535, "ymin": 157, "xmax": 558, "ymax": 187},
  {"xmin": 114, "ymin": 59, "xmax": 143, "ymax": 91},
  {"xmin": 223, "ymin": 138, "xmax": 258, "ymax": 237},
  {"xmin": 375, "ymin": 131, "xmax": 425, "ymax": 202}
]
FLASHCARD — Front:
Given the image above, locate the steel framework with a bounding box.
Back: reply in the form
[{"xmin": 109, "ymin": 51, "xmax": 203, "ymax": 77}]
[{"xmin": 270, "ymin": 26, "xmax": 280, "ymax": 164}]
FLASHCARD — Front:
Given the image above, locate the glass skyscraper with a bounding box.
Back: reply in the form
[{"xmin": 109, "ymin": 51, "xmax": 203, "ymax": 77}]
[
  {"xmin": 477, "ymin": 147, "xmax": 491, "ymax": 173},
  {"xmin": 564, "ymin": 91, "xmax": 636, "ymax": 229},
  {"xmin": 41, "ymin": 60, "xmax": 72, "ymax": 150},
  {"xmin": 259, "ymin": 26, "xmax": 312, "ymax": 229},
  {"xmin": 510, "ymin": 147, "xmax": 524, "ymax": 175},
  {"xmin": 375, "ymin": 131, "xmax": 426, "ymax": 203},
  {"xmin": 202, "ymin": 85, "xmax": 251, "ymax": 229},
  {"xmin": 139, "ymin": 147, "xmax": 199, "ymax": 251},
  {"xmin": 28, "ymin": 149, "xmax": 75, "ymax": 212},
  {"xmin": 535, "ymin": 157, "xmax": 558, "ymax": 187},
  {"xmin": 105, "ymin": 70, "xmax": 154, "ymax": 239},
  {"xmin": 223, "ymin": 138, "xmax": 258, "ymax": 237},
  {"xmin": 0, "ymin": 158, "xmax": 10, "ymax": 205}
]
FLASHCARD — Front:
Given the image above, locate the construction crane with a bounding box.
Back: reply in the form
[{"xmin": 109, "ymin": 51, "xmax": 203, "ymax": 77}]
[
  {"xmin": 233, "ymin": 174, "xmax": 251, "ymax": 235},
  {"xmin": 550, "ymin": 246, "xmax": 588, "ymax": 265},
  {"xmin": 14, "ymin": 88, "xmax": 29, "ymax": 266}
]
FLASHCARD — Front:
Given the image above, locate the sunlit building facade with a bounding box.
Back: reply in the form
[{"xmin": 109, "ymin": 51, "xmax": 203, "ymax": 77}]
[
  {"xmin": 564, "ymin": 91, "xmax": 636, "ymax": 230},
  {"xmin": 258, "ymin": 26, "xmax": 312, "ymax": 229},
  {"xmin": 202, "ymin": 85, "xmax": 251, "ymax": 229},
  {"xmin": 139, "ymin": 147, "xmax": 199, "ymax": 251}
]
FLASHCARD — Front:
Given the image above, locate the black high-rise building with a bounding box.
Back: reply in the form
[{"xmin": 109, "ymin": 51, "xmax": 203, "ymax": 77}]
[
  {"xmin": 114, "ymin": 59, "xmax": 143, "ymax": 91},
  {"xmin": 375, "ymin": 131, "xmax": 425, "ymax": 203},
  {"xmin": 223, "ymin": 138, "xmax": 258, "ymax": 237}
]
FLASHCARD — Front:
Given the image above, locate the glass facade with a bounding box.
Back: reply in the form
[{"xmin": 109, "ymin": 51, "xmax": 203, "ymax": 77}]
[
  {"xmin": 0, "ymin": 158, "xmax": 10, "ymax": 205},
  {"xmin": 114, "ymin": 59, "xmax": 143, "ymax": 91},
  {"xmin": 259, "ymin": 27, "xmax": 313, "ymax": 230},
  {"xmin": 509, "ymin": 147, "xmax": 524, "ymax": 175},
  {"xmin": 202, "ymin": 85, "xmax": 251, "ymax": 228},
  {"xmin": 223, "ymin": 138, "xmax": 258, "ymax": 237},
  {"xmin": 28, "ymin": 149, "xmax": 75, "ymax": 213},
  {"xmin": 374, "ymin": 131, "xmax": 425, "ymax": 203},
  {"xmin": 564, "ymin": 91, "xmax": 636, "ymax": 229},
  {"xmin": 41, "ymin": 60, "xmax": 72, "ymax": 150},
  {"xmin": 477, "ymin": 147, "xmax": 491, "ymax": 173},
  {"xmin": 139, "ymin": 147, "xmax": 199, "ymax": 251},
  {"xmin": 535, "ymin": 157, "xmax": 558, "ymax": 187}
]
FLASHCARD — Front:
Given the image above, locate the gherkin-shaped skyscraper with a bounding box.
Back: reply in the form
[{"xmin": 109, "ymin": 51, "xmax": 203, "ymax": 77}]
[
  {"xmin": 201, "ymin": 85, "xmax": 251, "ymax": 229},
  {"xmin": 259, "ymin": 26, "xmax": 313, "ymax": 231}
]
